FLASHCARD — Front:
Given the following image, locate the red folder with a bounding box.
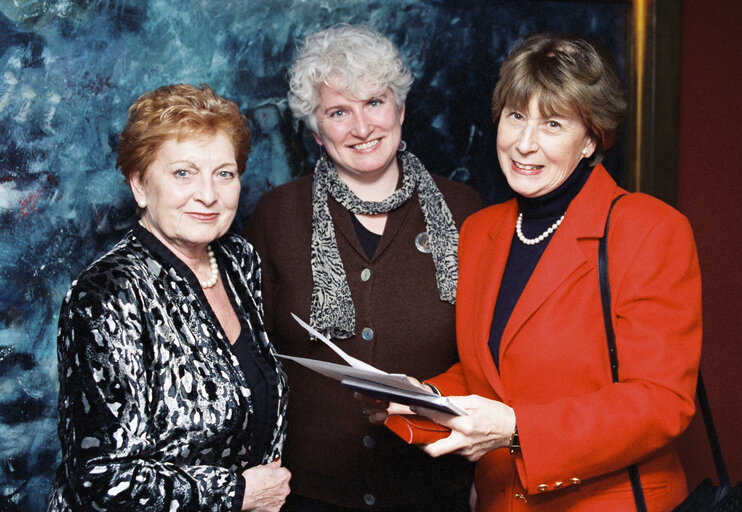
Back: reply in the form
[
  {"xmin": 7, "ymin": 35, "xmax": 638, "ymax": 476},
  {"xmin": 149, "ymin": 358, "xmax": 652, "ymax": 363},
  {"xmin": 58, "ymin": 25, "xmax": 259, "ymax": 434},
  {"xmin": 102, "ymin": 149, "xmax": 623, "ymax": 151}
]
[{"xmin": 384, "ymin": 414, "xmax": 451, "ymax": 444}]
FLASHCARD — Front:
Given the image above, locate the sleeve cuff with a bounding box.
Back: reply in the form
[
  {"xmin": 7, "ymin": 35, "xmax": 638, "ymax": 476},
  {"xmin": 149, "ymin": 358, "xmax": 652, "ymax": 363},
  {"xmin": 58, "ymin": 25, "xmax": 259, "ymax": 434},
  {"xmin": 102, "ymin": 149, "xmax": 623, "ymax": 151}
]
[{"xmin": 231, "ymin": 474, "xmax": 246, "ymax": 512}]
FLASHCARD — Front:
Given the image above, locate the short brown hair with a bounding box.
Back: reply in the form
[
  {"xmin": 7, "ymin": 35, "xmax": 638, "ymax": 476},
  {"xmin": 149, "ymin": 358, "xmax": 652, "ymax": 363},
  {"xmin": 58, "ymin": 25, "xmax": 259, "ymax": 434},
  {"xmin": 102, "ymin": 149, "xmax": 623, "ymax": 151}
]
[
  {"xmin": 116, "ymin": 84, "xmax": 250, "ymax": 180},
  {"xmin": 491, "ymin": 33, "xmax": 627, "ymax": 164}
]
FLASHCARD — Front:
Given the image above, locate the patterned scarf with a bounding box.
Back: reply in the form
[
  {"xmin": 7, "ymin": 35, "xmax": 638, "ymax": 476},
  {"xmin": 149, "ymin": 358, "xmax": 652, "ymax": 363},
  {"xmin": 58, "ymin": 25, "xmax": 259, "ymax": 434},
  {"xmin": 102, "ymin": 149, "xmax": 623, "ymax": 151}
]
[{"xmin": 310, "ymin": 149, "xmax": 459, "ymax": 339}]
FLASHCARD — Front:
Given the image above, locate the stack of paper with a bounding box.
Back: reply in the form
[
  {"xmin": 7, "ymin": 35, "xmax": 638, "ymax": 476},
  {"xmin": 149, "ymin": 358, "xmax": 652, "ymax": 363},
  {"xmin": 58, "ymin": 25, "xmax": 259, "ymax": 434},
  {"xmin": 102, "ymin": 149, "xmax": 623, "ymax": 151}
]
[{"xmin": 277, "ymin": 314, "xmax": 466, "ymax": 416}]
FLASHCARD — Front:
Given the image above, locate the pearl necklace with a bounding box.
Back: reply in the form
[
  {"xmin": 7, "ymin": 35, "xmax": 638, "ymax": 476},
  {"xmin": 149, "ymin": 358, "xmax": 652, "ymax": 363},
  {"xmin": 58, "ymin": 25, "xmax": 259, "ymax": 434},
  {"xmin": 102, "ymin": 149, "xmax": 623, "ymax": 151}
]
[
  {"xmin": 137, "ymin": 220, "xmax": 219, "ymax": 288},
  {"xmin": 200, "ymin": 245, "xmax": 219, "ymax": 288},
  {"xmin": 516, "ymin": 212, "xmax": 565, "ymax": 246}
]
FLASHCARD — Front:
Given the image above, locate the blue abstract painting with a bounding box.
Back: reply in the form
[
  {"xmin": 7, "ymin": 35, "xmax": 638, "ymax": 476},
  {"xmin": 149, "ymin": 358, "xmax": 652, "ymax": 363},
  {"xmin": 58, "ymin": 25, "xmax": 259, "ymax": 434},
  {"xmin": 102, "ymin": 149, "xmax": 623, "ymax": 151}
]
[{"xmin": 0, "ymin": 1, "xmax": 627, "ymax": 509}]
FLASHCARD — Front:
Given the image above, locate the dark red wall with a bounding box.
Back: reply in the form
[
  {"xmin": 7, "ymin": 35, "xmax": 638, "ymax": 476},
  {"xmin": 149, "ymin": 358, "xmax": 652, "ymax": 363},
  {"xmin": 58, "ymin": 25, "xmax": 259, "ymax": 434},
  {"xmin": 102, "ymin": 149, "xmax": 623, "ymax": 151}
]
[{"xmin": 676, "ymin": 0, "xmax": 742, "ymax": 488}]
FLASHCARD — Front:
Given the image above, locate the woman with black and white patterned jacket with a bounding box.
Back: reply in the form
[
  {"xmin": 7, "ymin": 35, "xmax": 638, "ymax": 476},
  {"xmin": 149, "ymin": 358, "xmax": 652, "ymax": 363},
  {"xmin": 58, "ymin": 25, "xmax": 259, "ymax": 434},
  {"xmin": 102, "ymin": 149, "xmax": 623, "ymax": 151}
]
[{"xmin": 49, "ymin": 84, "xmax": 290, "ymax": 512}]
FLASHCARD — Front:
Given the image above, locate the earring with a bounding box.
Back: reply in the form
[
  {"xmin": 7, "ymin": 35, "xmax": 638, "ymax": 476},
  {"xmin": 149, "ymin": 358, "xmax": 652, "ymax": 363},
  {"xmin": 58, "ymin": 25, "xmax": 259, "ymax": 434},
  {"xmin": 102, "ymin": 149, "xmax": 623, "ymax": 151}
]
[
  {"xmin": 137, "ymin": 200, "xmax": 147, "ymax": 209},
  {"xmin": 398, "ymin": 140, "xmax": 407, "ymax": 152},
  {"xmin": 582, "ymin": 149, "xmax": 588, "ymax": 156},
  {"xmin": 318, "ymin": 145, "xmax": 329, "ymax": 161}
]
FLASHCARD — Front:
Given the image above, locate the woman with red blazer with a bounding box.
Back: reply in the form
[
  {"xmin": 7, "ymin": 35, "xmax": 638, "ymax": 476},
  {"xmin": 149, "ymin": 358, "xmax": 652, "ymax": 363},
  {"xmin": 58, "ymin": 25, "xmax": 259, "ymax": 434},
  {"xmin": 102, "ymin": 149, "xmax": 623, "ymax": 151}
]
[{"xmin": 367, "ymin": 34, "xmax": 702, "ymax": 511}]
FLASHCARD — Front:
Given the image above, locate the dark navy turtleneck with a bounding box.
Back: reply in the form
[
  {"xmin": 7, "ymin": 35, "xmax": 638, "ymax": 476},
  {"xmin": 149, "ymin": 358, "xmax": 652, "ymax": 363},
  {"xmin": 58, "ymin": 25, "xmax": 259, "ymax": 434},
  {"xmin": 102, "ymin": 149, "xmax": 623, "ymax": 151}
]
[{"xmin": 488, "ymin": 160, "xmax": 593, "ymax": 369}]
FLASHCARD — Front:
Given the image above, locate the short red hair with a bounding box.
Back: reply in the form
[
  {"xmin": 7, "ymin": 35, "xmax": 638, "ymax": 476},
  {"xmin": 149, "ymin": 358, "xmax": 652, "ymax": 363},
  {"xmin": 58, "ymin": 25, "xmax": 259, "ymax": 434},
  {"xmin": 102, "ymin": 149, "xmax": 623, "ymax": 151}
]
[{"xmin": 116, "ymin": 84, "xmax": 251, "ymax": 181}]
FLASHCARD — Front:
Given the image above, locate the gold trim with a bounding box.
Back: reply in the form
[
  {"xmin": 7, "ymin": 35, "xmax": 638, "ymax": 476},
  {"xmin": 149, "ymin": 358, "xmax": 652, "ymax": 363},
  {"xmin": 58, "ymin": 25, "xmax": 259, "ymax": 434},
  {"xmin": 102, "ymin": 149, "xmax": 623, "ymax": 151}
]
[
  {"xmin": 626, "ymin": 0, "xmax": 682, "ymax": 204},
  {"xmin": 633, "ymin": 0, "xmax": 648, "ymax": 192}
]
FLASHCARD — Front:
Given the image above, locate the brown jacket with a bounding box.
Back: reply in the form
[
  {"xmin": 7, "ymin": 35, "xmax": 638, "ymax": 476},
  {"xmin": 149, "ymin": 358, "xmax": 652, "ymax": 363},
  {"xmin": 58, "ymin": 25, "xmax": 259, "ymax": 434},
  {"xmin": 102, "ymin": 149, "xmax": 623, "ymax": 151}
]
[{"xmin": 245, "ymin": 172, "xmax": 481, "ymax": 508}]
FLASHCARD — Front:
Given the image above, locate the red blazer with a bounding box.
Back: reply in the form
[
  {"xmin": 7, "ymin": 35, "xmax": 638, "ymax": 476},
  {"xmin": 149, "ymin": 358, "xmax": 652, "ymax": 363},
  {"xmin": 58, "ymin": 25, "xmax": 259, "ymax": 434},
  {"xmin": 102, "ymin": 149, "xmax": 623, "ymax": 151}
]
[{"xmin": 429, "ymin": 166, "xmax": 702, "ymax": 511}]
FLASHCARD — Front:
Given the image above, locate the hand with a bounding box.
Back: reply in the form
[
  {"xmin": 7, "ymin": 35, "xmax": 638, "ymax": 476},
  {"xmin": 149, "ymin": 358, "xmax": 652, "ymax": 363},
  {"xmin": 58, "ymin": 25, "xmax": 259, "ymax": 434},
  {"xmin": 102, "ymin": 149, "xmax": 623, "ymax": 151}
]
[
  {"xmin": 410, "ymin": 395, "xmax": 515, "ymax": 462},
  {"xmin": 241, "ymin": 460, "xmax": 291, "ymax": 511},
  {"xmin": 353, "ymin": 376, "xmax": 429, "ymax": 424}
]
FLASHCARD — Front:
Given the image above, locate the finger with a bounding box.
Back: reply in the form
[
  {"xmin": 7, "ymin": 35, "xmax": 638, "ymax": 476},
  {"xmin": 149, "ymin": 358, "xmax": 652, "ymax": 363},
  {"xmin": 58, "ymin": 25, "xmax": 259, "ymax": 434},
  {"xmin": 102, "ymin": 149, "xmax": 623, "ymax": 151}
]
[
  {"xmin": 368, "ymin": 410, "xmax": 388, "ymax": 424},
  {"xmin": 409, "ymin": 405, "xmax": 460, "ymax": 427},
  {"xmin": 420, "ymin": 431, "xmax": 466, "ymax": 458},
  {"xmin": 405, "ymin": 376, "xmax": 425, "ymax": 388},
  {"xmin": 386, "ymin": 402, "xmax": 414, "ymax": 416},
  {"xmin": 364, "ymin": 402, "xmax": 412, "ymax": 422}
]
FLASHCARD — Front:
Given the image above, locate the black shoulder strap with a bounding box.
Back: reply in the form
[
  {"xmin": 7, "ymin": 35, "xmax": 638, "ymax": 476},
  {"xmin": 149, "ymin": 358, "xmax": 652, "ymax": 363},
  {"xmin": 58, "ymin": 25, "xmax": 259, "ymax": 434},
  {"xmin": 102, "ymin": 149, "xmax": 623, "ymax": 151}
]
[
  {"xmin": 598, "ymin": 194, "xmax": 732, "ymax": 509},
  {"xmin": 598, "ymin": 194, "xmax": 627, "ymax": 383},
  {"xmin": 697, "ymin": 373, "xmax": 732, "ymax": 490},
  {"xmin": 597, "ymin": 194, "xmax": 648, "ymax": 512}
]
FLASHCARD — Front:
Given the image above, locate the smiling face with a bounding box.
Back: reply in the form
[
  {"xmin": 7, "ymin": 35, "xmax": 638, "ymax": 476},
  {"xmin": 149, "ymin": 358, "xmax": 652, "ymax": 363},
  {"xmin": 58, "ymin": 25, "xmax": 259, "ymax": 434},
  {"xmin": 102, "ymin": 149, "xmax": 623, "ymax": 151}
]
[
  {"xmin": 312, "ymin": 78, "xmax": 405, "ymax": 185},
  {"xmin": 496, "ymin": 97, "xmax": 596, "ymax": 198},
  {"xmin": 129, "ymin": 131, "xmax": 241, "ymax": 259}
]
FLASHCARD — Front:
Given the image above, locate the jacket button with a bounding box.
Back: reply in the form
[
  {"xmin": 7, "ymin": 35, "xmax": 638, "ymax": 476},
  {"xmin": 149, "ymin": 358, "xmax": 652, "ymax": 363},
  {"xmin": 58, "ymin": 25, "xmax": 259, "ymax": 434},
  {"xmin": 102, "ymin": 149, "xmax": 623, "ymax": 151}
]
[
  {"xmin": 361, "ymin": 327, "xmax": 374, "ymax": 341},
  {"xmin": 537, "ymin": 484, "xmax": 548, "ymax": 492},
  {"xmin": 514, "ymin": 493, "xmax": 528, "ymax": 503},
  {"xmin": 362, "ymin": 435, "xmax": 375, "ymax": 448},
  {"xmin": 363, "ymin": 493, "xmax": 376, "ymax": 506},
  {"xmin": 571, "ymin": 477, "xmax": 581, "ymax": 485},
  {"xmin": 361, "ymin": 268, "xmax": 371, "ymax": 281}
]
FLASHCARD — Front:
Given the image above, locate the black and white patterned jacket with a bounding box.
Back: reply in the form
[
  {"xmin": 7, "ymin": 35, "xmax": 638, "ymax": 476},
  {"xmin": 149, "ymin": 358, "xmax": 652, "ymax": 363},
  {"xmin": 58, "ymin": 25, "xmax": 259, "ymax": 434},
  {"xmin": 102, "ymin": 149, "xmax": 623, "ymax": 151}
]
[{"xmin": 49, "ymin": 225, "xmax": 288, "ymax": 512}]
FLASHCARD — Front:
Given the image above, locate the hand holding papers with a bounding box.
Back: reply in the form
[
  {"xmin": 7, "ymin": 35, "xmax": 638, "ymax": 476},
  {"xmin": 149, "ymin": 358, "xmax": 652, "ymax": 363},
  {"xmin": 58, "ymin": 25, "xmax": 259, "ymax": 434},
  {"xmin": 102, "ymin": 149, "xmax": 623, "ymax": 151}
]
[{"xmin": 278, "ymin": 314, "xmax": 467, "ymax": 417}]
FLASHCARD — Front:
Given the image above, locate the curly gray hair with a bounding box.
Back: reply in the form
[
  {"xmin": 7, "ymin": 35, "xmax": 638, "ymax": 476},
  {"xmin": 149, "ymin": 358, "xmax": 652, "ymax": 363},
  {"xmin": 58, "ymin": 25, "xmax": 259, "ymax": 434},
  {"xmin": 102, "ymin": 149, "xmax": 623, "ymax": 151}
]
[{"xmin": 287, "ymin": 25, "xmax": 414, "ymax": 133}]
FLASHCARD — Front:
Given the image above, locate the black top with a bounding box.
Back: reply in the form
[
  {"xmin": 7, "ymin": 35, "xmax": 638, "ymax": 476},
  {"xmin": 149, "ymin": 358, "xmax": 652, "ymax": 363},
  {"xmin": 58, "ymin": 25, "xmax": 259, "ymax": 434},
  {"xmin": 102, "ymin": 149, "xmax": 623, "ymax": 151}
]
[
  {"xmin": 221, "ymin": 251, "xmax": 282, "ymax": 512},
  {"xmin": 489, "ymin": 160, "xmax": 593, "ymax": 368},
  {"xmin": 350, "ymin": 210, "xmax": 383, "ymax": 259},
  {"xmin": 228, "ymin": 317, "xmax": 278, "ymax": 467}
]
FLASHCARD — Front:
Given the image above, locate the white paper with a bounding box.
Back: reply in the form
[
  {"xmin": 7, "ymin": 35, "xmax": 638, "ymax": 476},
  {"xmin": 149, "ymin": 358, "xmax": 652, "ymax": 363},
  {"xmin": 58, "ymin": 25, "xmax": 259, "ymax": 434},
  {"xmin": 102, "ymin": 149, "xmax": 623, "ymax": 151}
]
[
  {"xmin": 278, "ymin": 314, "xmax": 468, "ymax": 416},
  {"xmin": 290, "ymin": 313, "xmax": 382, "ymax": 373},
  {"xmin": 276, "ymin": 354, "xmax": 423, "ymax": 391}
]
